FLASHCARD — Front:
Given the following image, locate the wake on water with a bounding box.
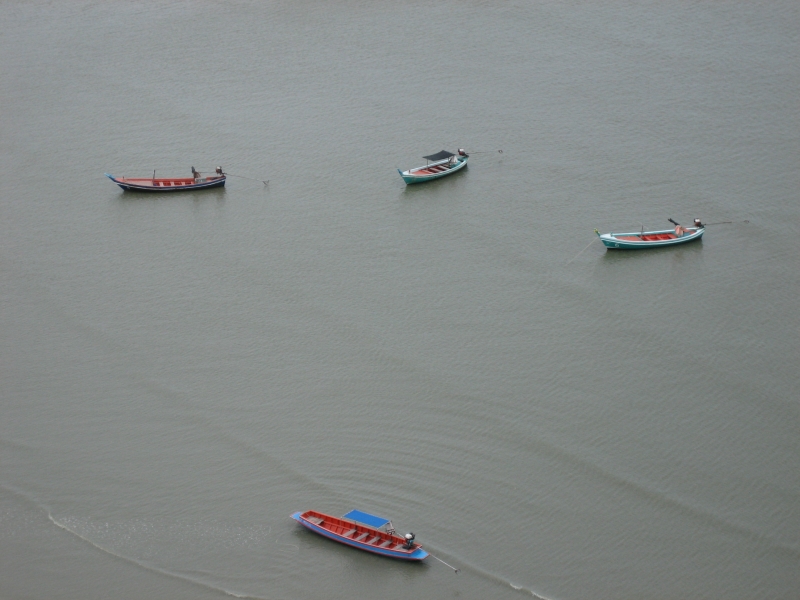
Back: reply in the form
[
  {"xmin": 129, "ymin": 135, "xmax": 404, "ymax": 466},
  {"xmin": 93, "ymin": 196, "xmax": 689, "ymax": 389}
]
[
  {"xmin": 44, "ymin": 503, "xmax": 555, "ymax": 600},
  {"xmin": 426, "ymin": 547, "xmax": 555, "ymax": 600},
  {"xmin": 510, "ymin": 581, "xmax": 555, "ymax": 599},
  {"xmin": 47, "ymin": 512, "xmax": 269, "ymax": 600}
]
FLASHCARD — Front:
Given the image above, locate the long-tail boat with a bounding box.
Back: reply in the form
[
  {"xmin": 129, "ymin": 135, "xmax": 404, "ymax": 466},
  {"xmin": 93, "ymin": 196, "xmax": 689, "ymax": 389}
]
[
  {"xmin": 398, "ymin": 149, "xmax": 468, "ymax": 184},
  {"xmin": 595, "ymin": 218, "xmax": 705, "ymax": 249},
  {"xmin": 291, "ymin": 509, "xmax": 428, "ymax": 561},
  {"xmin": 105, "ymin": 167, "xmax": 226, "ymax": 192}
]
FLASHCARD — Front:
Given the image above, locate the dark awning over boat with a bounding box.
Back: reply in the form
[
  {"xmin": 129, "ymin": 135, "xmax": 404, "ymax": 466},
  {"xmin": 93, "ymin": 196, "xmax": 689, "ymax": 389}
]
[
  {"xmin": 343, "ymin": 509, "xmax": 390, "ymax": 528},
  {"xmin": 423, "ymin": 150, "xmax": 455, "ymax": 161}
]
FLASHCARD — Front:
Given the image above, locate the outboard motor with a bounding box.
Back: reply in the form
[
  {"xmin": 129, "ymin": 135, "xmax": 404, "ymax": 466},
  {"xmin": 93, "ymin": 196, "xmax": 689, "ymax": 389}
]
[
  {"xmin": 458, "ymin": 148, "xmax": 468, "ymax": 157},
  {"xmin": 215, "ymin": 166, "xmax": 224, "ymax": 175},
  {"xmin": 403, "ymin": 532, "xmax": 416, "ymax": 549},
  {"xmin": 693, "ymin": 218, "xmax": 704, "ymax": 229}
]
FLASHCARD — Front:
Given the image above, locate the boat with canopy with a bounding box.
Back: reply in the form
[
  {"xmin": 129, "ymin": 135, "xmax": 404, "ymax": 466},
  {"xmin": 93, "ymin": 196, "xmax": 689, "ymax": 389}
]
[
  {"xmin": 398, "ymin": 149, "xmax": 469, "ymax": 184},
  {"xmin": 291, "ymin": 509, "xmax": 428, "ymax": 561}
]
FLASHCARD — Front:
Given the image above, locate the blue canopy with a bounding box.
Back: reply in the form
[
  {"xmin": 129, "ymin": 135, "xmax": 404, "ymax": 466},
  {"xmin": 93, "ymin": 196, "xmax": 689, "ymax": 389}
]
[{"xmin": 343, "ymin": 509, "xmax": 390, "ymax": 529}]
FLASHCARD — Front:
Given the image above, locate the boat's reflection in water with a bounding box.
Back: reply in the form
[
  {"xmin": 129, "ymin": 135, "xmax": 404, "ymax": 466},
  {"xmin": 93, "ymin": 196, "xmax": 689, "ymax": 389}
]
[
  {"xmin": 600, "ymin": 237, "xmax": 705, "ymax": 269},
  {"xmin": 397, "ymin": 167, "xmax": 470, "ymax": 201},
  {"xmin": 115, "ymin": 186, "xmax": 227, "ymax": 204}
]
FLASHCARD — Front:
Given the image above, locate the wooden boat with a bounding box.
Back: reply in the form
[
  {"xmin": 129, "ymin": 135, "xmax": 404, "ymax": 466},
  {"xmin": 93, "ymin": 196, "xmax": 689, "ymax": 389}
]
[
  {"xmin": 398, "ymin": 149, "xmax": 468, "ymax": 184},
  {"xmin": 105, "ymin": 167, "xmax": 226, "ymax": 192},
  {"xmin": 291, "ymin": 509, "xmax": 428, "ymax": 561},
  {"xmin": 595, "ymin": 219, "xmax": 705, "ymax": 249}
]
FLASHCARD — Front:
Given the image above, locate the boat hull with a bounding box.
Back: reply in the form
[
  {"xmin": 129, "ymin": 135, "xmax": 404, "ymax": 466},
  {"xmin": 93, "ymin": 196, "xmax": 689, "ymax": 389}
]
[
  {"xmin": 398, "ymin": 156, "xmax": 468, "ymax": 184},
  {"xmin": 105, "ymin": 174, "xmax": 226, "ymax": 192},
  {"xmin": 291, "ymin": 511, "xmax": 428, "ymax": 561},
  {"xmin": 597, "ymin": 227, "xmax": 704, "ymax": 249}
]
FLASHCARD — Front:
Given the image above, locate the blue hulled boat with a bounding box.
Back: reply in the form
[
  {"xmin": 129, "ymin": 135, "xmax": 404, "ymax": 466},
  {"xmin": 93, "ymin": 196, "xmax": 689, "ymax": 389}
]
[
  {"xmin": 105, "ymin": 167, "xmax": 226, "ymax": 192},
  {"xmin": 291, "ymin": 509, "xmax": 428, "ymax": 561},
  {"xmin": 595, "ymin": 219, "xmax": 705, "ymax": 249},
  {"xmin": 398, "ymin": 149, "xmax": 468, "ymax": 184}
]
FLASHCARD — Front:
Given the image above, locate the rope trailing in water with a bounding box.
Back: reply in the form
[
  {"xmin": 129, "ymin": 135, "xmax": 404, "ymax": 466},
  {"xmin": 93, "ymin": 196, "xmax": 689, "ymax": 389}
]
[
  {"xmin": 430, "ymin": 553, "xmax": 460, "ymax": 573},
  {"xmin": 566, "ymin": 238, "xmax": 598, "ymax": 265},
  {"xmin": 472, "ymin": 149, "xmax": 543, "ymax": 154},
  {"xmin": 704, "ymin": 220, "xmax": 748, "ymax": 225},
  {"xmin": 225, "ymin": 173, "xmax": 269, "ymax": 186}
]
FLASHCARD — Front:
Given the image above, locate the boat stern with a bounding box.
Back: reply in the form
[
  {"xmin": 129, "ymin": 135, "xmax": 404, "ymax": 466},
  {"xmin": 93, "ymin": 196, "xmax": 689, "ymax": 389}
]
[{"xmin": 407, "ymin": 547, "xmax": 429, "ymax": 561}]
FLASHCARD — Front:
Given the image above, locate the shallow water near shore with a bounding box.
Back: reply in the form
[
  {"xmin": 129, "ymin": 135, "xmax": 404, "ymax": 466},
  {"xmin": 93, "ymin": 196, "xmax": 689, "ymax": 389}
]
[{"xmin": 2, "ymin": 2, "xmax": 799, "ymax": 599}]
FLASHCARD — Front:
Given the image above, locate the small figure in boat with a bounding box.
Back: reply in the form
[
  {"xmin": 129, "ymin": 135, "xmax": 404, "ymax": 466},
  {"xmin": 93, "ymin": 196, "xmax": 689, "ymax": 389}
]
[
  {"xmin": 192, "ymin": 166, "xmax": 201, "ymax": 182},
  {"xmin": 676, "ymin": 218, "xmax": 704, "ymax": 235}
]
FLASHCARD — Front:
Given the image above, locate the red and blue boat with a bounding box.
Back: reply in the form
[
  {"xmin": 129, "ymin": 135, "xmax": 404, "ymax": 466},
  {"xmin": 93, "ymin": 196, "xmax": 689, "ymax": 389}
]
[
  {"xmin": 398, "ymin": 149, "xmax": 469, "ymax": 184},
  {"xmin": 105, "ymin": 167, "xmax": 226, "ymax": 192},
  {"xmin": 291, "ymin": 509, "xmax": 428, "ymax": 561},
  {"xmin": 595, "ymin": 218, "xmax": 705, "ymax": 249}
]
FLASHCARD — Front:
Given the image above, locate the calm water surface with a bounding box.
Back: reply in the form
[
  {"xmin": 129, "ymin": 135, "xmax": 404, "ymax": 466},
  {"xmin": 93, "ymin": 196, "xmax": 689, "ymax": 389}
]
[{"xmin": 2, "ymin": 2, "xmax": 799, "ymax": 599}]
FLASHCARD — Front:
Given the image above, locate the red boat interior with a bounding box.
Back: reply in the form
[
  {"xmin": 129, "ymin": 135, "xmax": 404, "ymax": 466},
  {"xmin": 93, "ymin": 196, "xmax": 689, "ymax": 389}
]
[
  {"xmin": 118, "ymin": 176, "xmax": 222, "ymax": 187},
  {"xmin": 300, "ymin": 510, "xmax": 419, "ymax": 552},
  {"xmin": 412, "ymin": 164, "xmax": 452, "ymax": 175},
  {"xmin": 616, "ymin": 230, "xmax": 697, "ymax": 242}
]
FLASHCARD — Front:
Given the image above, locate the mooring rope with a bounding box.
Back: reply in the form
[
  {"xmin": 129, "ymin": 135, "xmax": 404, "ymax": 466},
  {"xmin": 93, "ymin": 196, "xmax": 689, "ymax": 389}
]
[
  {"xmin": 430, "ymin": 553, "xmax": 460, "ymax": 573},
  {"xmin": 566, "ymin": 238, "xmax": 598, "ymax": 265},
  {"xmin": 224, "ymin": 173, "xmax": 269, "ymax": 185}
]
